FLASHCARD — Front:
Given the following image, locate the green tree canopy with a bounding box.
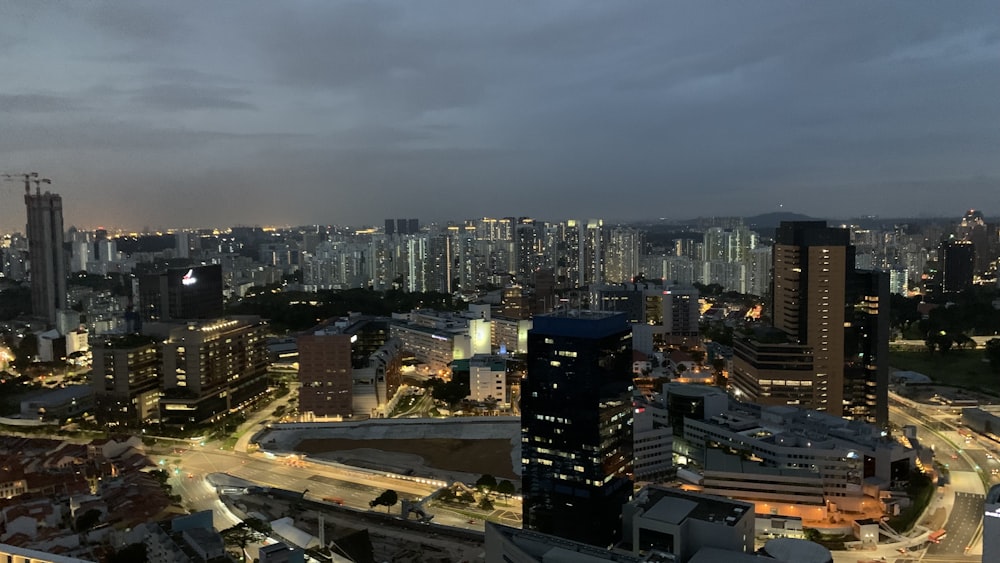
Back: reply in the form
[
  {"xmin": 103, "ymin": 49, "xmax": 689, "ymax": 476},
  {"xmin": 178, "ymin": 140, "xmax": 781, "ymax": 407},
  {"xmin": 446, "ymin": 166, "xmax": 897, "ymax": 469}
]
[
  {"xmin": 369, "ymin": 489, "xmax": 398, "ymax": 512},
  {"xmin": 986, "ymin": 339, "xmax": 1000, "ymax": 373},
  {"xmin": 496, "ymin": 479, "xmax": 516, "ymax": 499},
  {"xmin": 75, "ymin": 508, "xmax": 102, "ymax": 532},
  {"xmin": 475, "ymin": 474, "xmax": 497, "ymax": 492}
]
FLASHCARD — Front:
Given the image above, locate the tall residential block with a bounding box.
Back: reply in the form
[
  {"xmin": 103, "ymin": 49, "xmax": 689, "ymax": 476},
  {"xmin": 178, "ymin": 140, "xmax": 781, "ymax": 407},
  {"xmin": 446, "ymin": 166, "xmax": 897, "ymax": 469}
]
[
  {"xmin": 521, "ymin": 311, "xmax": 633, "ymax": 548},
  {"xmin": 25, "ymin": 185, "xmax": 66, "ymax": 326}
]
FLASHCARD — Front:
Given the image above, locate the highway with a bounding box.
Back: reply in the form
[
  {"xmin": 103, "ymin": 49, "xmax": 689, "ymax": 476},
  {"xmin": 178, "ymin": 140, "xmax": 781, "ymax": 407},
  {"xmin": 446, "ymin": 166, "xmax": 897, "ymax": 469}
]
[{"xmin": 889, "ymin": 392, "xmax": 995, "ymax": 560}]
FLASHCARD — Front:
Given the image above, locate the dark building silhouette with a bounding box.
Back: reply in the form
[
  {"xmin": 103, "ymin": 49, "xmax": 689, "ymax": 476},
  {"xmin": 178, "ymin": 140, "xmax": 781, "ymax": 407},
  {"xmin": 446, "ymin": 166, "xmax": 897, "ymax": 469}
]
[
  {"xmin": 521, "ymin": 311, "xmax": 634, "ymax": 548},
  {"xmin": 138, "ymin": 264, "xmax": 224, "ymax": 322},
  {"xmin": 940, "ymin": 239, "xmax": 974, "ymax": 293},
  {"xmin": 384, "ymin": 218, "xmax": 420, "ymax": 236},
  {"xmin": 24, "ymin": 185, "xmax": 66, "ymax": 326},
  {"xmin": 844, "ymin": 270, "xmax": 890, "ymax": 426}
]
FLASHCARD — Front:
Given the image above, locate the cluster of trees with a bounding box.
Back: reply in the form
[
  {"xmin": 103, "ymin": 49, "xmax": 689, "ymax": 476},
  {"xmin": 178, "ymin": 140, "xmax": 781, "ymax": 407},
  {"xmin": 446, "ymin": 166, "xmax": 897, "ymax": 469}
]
[
  {"xmin": 475, "ymin": 473, "xmax": 516, "ymax": 499},
  {"xmin": 891, "ymin": 289, "xmax": 1000, "ymax": 340},
  {"xmin": 221, "ymin": 518, "xmax": 272, "ymax": 558},
  {"xmin": 426, "ymin": 374, "xmax": 471, "ymax": 410},
  {"xmin": 228, "ymin": 287, "xmax": 462, "ymax": 333}
]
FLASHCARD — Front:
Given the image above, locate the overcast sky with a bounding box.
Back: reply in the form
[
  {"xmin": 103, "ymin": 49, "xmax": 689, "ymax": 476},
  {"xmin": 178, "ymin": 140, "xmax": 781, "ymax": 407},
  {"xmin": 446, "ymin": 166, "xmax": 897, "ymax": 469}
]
[{"xmin": 1, "ymin": 1, "xmax": 998, "ymax": 231}]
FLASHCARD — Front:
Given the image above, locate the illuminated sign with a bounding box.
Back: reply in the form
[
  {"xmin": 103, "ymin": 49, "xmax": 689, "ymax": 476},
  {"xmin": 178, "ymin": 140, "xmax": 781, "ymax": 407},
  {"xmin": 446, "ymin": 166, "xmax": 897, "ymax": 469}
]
[{"xmin": 181, "ymin": 269, "xmax": 197, "ymax": 286}]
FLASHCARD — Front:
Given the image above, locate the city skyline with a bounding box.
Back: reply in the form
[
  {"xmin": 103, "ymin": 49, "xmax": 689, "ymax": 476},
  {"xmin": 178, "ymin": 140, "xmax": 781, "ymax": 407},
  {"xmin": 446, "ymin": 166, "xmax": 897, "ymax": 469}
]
[{"xmin": 2, "ymin": 2, "xmax": 999, "ymax": 231}]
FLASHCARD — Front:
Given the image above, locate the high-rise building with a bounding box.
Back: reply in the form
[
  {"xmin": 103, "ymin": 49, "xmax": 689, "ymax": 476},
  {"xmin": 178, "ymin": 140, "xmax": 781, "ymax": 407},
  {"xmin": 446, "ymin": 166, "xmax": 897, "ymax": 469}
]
[
  {"xmin": 843, "ymin": 271, "xmax": 890, "ymax": 426},
  {"xmin": 521, "ymin": 311, "xmax": 634, "ymax": 548},
  {"xmin": 25, "ymin": 183, "xmax": 67, "ymax": 326},
  {"xmin": 957, "ymin": 209, "xmax": 991, "ymax": 274},
  {"xmin": 733, "ymin": 221, "xmax": 889, "ymax": 424},
  {"xmin": 137, "ymin": 264, "xmax": 224, "ymax": 322},
  {"xmin": 940, "ymin": 239, "xmax": 974, "ymax": 293},
  {"xmin": 298, "ymin": 327, "xmax": 354, "ymax": 418}
]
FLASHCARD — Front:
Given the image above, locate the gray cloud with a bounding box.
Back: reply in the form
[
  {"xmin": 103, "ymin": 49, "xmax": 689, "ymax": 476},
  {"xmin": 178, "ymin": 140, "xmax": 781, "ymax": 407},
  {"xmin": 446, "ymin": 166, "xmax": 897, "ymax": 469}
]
[
  {"xmin": 131, "ymin": 83, "xmax": 256, "ymax": 111},
  {"xmin": 0, "ymin": 0, "xmax": 998, "ymax": 230}
]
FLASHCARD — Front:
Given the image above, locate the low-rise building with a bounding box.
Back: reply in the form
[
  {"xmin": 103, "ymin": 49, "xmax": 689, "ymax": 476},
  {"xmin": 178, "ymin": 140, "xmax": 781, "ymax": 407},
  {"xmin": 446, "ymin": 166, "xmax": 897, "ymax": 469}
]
[
  {"xmin": 621, "ymin": 485, "xmax": 754, "ymax": 561},
  {"xmin": 670, "ymin": 387, "xmax": 914, "ymax": 515},
  {"xmin": 19, "ymin": 386, "xmax": 94, "ymax": 423}
]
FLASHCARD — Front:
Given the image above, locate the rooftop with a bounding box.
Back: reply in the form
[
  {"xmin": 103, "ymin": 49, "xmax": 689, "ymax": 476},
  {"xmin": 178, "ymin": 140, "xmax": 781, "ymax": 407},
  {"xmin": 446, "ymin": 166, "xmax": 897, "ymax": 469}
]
[{"xmin": 631, "ymin": 485, "xmax": 752, "ymax": 527}]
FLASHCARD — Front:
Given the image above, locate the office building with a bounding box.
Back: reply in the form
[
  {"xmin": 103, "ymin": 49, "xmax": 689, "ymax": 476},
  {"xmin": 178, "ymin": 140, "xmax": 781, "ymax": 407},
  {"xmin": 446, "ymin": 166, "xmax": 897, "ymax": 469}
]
[
  {"xmin": 150, "ymin": 317, "xmax": 269, "ymax": 426},
  {"xmin": 298, "ymin": 325, "xmax": 354, "ymax": 418},
  {"xmin": 24, "ymin": 183, "xmax": 67, "ymax": 326},
  {"xmin": 90, "ymin": 334, "xmax": 161, "ymax": 426},
  {"xmin": 842, "ymin": 271, "xmax": 890, "ymax": 426},
  {"xmin": 733, "ymin": 222, "xmax": 889, "ymax": 423},
  {"xmin": 298, "ymin": 315, "xmax": 402, "ymax": 419},
  {"xmin": 669, "ymin": 388, "xmax": 915, "ymax": 517},
  {"xmin": 138, "ymin": 264, "xmax": 224, "ymax": 322},
  {"xmin": 939, "ymin": 239, "xmax": 974, "ymax": 293},
  {"xmin": 521, "ymin": 311, "xmax": 634, "ymax": 547}
]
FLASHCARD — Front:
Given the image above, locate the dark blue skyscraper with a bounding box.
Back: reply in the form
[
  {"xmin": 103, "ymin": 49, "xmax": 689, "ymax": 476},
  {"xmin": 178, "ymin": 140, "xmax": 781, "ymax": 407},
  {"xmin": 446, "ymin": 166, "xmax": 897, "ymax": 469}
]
[{"xmin": 521, "ymin": 311, "xmax": 634, "ymax": 548}]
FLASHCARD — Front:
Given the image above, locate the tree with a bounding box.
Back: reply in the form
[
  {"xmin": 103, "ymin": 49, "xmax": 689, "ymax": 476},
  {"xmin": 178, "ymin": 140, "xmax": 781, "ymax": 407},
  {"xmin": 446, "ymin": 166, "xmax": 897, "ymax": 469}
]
[
  {"xmin": 954, "ymin": 333, "xmax": 976, "ymax": 350},
  {"xmin": 75, "ymin": 508, "xmax": 102, "ymax": 532},
  {"xmin": 478, "ymin": 496, "xmax": 494, "ymax": 511},
  {"xmin": 222, "ymin": 521, "xmax": 265, "ymax": 559},
  {"xmin": 244, "ymin": 517, "xmax": 271, "ymax": 536},
  {"xmin": 107, "ymin": 543, "xmax": 146, "ymax": 563},
  {"xmin": 428, "ymin": 375, "xmax": 470, "ymax": 409},
  {"xmin": 986, "ymin": 339, "xmax": 1000, "ymax": 373},
  {"xmin": 495, "ymin": 479, "xmax": 515, "ymax": 500},
  {"xmin": 475, "ymin": 473, "xmax": 497, "ymax": 493},
  {"xmin": 369, "ymin": 489, "xmax": 398, "ymax": 512}
]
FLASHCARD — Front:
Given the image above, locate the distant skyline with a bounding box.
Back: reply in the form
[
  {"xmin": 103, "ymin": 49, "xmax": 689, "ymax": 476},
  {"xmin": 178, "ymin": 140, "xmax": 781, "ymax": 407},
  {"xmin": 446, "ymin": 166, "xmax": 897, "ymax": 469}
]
[{"xmin": 1, "ymin": 1, "xmax": 998, "ymax": 232}]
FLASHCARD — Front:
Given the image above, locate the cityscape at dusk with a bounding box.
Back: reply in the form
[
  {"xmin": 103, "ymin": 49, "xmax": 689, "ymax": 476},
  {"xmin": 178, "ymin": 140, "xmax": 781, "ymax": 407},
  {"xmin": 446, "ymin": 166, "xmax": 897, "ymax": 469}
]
[{"xmin": 3, "ymin": 2, "xmax": 1000, "ymax": 563}]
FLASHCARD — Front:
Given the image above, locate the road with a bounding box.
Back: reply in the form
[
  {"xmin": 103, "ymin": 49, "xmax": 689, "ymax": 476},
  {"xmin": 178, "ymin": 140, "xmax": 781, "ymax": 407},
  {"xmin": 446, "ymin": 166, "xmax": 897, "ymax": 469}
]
[
  {"xmin": 926, "ymin": 492, "xmax": 983, "ymax": 557},
  {"xmin": 889, "ymin": 393, "xmax": 993, "ymax": 559},
  {"xmin": 161, "ymin": 426, "xmax": 518, "ymax": 533}
]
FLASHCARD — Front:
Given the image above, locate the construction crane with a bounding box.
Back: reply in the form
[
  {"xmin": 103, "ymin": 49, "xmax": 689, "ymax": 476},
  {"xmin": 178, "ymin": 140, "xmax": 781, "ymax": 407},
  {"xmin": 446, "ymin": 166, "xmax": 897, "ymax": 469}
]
[
  {"xmin": 1, "ymin": 172, "xmax": 38, "ymax": 194},
  {"xmin": 2, "ymin": 172, "xmax": 52, "ymax": 195},
  {"xmin": 32, "ymin": 176, "xmax": 52, "ymax": 194}
]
